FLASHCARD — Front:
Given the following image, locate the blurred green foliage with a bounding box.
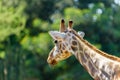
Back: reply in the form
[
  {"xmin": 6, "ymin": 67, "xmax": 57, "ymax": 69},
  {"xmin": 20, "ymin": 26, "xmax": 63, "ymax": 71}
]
[{"xmin": 0, "ymin": 0, "xmax": 120, "ymax": 80}]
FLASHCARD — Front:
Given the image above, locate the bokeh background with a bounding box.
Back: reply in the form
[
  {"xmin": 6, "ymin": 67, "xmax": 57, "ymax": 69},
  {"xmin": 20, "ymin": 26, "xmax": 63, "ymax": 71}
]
[{"xmin": 0, "ymin": 0, "xmax": 120, "ymax": 80}]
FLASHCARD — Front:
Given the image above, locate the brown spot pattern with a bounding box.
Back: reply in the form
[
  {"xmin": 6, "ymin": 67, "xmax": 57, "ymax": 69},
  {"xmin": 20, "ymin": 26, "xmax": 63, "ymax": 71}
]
[
  {"xmin": 113, "ymin": 65, "xmax": 120, "ymax": 77},
  {"xmin": 103, "ymin": 70, "xmax": 110, "ymax": 79},
  {"xmin": 59, "ymin": 44, "xmax": 61, "ymax": 49},
  {"xmin": 67, "ymin": 33, "xmax": 71, "ymax": 36},
  {"xmin": 78, "ymin": 42, "xmax": 83, "ymax": 51},
  {"xmin": 94, "ymin": 59, "xmax": 99, "ymax": 67},
  {"xmin": 80, "ymin": 53, "xmax": 87, "ymax": 63},
  {"xmin": 71, "ymin": 46, "xmax": 78, "ymax": 52},
  {"xmin": 100, "ymin": 70, "xmax": 110, "ymax": 79},
  {"xmin": 88, "ymin": 60, "xmax": 98, "ymax": 77},
  {"xmin": 72, "ymin": 41, "xmax": 77, "ymax": 45},
  {"xmin": 64, "ymin": 50, "xmax": 68, "ymax": 54},
  {"xmin": 72, "ymin": 36, "xmax": 77, "ymax": 40},
  {"xmin": 84, "ymin": 50, "xmax": 89, "ymax": 59},
  {"xmin": 94, "ymin": 76, "xmax": 100, "ymax": 80}
]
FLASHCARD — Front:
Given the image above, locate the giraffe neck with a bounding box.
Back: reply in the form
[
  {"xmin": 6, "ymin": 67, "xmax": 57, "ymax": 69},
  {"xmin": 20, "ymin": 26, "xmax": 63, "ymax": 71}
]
[
  {"xmin": 71, "ymin": 31, "xmax": 120, "ymax": 80},
  {"xmin": 72, "ymin": 29, "xmax": 120, "ymax": 62}
]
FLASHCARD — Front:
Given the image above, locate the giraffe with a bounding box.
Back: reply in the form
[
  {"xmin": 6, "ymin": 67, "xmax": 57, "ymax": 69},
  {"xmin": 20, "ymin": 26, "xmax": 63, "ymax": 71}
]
[{"xmin": 47, "ymin": 19, "xmax": 120, "ymax": 80}]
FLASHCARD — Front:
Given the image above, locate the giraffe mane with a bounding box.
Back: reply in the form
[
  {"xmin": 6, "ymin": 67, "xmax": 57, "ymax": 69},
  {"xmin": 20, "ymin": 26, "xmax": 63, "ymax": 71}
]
[{"xmin": 71, "ymin": 29, "xmax": 120, "ymax": 62}]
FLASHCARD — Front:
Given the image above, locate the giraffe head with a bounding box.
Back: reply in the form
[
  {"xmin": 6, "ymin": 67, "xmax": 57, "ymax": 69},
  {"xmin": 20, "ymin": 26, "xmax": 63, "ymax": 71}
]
[{"xmin": 47, "ymin": 19, "xmax": 84, "ymax": 65}]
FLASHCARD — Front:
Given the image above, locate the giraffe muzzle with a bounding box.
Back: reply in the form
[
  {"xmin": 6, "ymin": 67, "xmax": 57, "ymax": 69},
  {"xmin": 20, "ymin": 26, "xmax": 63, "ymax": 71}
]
[{"xmin": 47, "ymin": 57, "xmax": 57, "ymax": 65}]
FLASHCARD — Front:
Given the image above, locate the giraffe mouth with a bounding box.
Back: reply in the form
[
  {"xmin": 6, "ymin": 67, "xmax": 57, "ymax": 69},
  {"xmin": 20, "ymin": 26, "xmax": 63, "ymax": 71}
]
[
  {"xmin": 50, "ymin": 60, "xmax": 57, "ymax": 65},
  {"xmin": 47, "ymin": 58, "xmax": 58, "ymax": 65}
]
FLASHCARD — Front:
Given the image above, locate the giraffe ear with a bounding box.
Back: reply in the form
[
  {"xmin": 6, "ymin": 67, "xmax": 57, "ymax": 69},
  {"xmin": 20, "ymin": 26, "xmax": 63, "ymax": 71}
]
[
  {"xmin": 78, "ymin": 31, "xmax": 85, "ymax": 38},
  {"xmin": 49, "ymin": 31, "xmax": 66, "ymax": 40}
]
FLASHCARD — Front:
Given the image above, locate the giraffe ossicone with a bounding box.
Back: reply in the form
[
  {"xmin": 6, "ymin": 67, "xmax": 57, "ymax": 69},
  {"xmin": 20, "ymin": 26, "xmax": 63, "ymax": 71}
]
[{"xmin": 47, "ymin": 19, "xmax": 120, "ymax": 80}]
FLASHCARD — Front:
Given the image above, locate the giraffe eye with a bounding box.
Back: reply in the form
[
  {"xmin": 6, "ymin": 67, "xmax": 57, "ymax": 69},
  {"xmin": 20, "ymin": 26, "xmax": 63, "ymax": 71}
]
[{"xmin": 54, "ymin": 40, "xmax": 58, "ymax": 44}]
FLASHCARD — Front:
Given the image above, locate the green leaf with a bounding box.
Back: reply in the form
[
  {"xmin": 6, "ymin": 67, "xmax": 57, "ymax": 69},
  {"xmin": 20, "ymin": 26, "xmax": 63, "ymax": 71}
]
[{"xmin": 0, "ymin": 51, "xmax": 5, "ymax": 59}]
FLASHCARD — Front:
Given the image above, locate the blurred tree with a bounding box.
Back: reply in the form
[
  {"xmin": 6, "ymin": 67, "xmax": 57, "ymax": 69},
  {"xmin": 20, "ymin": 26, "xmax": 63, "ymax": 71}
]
[
  {"xmin": 0, "ymin": 0, "xmax": 26, "ymax": 42},
  {"xmin": 0, "ymin": 0, "xmax": 27, "ymax": 80}
]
